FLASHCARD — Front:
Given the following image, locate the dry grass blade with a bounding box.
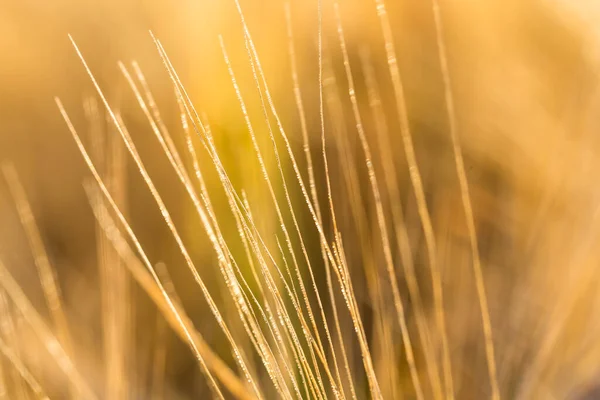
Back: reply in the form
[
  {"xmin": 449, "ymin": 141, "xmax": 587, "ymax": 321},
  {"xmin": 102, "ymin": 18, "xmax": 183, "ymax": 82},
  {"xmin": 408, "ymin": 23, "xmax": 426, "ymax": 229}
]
[
  {"xmin": 429, "ymin": 1, "xmax": 500, "ymax": 398},
  {"xmin": 516, "ymin": 204, "xmax": 600, "ymax": 398},
  {"xmin": 226, "ymin": 1, "xmax": 383, "ymax": 396},
  {"xmin": 0, "ymin": 259, "xmax": 96, "ymax": 399},
  {"xmin": 130, "ymin": 61, "xmax": 188, "ymax": 175},
  {"xmin": 333, "ymin": 3, "xmax": 424, "ymax": 398},
  {"xmin": 152, "ymin": 38, "xmax": 329, "ymax": 398},
  {"xmin": 219, "ymin": 35, "xmax": 331, "ymax": 400},
  {"xmin": 284, "ymin": 7, "xmax": 356, "ymax": 397},
  {"xmin": 151, "ymin": 313, "xmax": 167, "ymax": 400},
  {"xmin": 84, "ymin": 98, "xmax": 131, "ymax": 400},
  {"xmin": 130, "ymin": 59, "xmax": 304, "ymax": 400},
  {"xmin": 66, "ymin": 35, "xmax": 267, "ymax": 399},
  {"xmin": 118, "ymin": 60, "xmax": 291, "ymax": 400},
  {"xmin": 0, "ymin": 289, "xmax": 27, "ymax": 398},
  {"xmin": 0, "ymin": 289, "xmax": 28, "ymax": 398},
  {"xmin": 374, "ymin": 0, "xmax": 454, "ymax": 397},
  {"xmin": 359, "ymin": 48, "xmax": 442, "ymax": 399},
  {"xmin": 0, "ymin": 336, "xmax": 49, "ymax": 400},
  {"xmin": 82, "ymin": 180, "xmax": 250, "ymax": 400},
  {"xmin": 237, "ymin": 27, "xmax": 347, "ymax": 398},
  {"xmin": 88, "ymin": 180, "xmax": 260, "ymax": 399},
  {"xmin": 182, "ymin": 113, "xmax": 308, "ymax": 400},
  {"xmin": 55, "ymin": 96, "xmax": 234, "ymax": 399},
  {"xmin": 157, "ymin": 32, "xmax": 342, "ymax": 398},
  {"xmin": 322, "ymin": 49, "xmax": 391, "ymax": 400},
  {"xmin": 1, "ymin": 163, "xmax": 76, "ymax": 398}
]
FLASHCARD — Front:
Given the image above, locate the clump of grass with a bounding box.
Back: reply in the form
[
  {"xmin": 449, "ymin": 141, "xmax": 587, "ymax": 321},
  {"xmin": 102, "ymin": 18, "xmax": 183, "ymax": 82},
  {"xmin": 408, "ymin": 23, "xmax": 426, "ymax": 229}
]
[{"xmin": 1, "ymin": 0, "xmax": 600, "ymax": 398}]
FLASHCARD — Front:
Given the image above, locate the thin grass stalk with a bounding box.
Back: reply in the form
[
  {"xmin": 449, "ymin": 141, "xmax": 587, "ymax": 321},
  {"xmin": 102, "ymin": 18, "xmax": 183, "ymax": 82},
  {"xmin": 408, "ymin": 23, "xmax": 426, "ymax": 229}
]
[
  {"xmin": 56, "ymin": 98, "xmax": 230, "ymax": 400},
  {"xmin": 429, "ymin": 1, "xmax": 500, "ymax": 398},
  {"xmin": 373, "ymin": 0, "xmax": 454, "ymax": 397}
]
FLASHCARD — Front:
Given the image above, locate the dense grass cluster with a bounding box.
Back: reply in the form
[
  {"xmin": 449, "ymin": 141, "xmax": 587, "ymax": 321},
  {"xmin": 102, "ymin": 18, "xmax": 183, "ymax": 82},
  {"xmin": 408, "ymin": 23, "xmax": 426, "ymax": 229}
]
[{"xmin": 1, "ymin": 0, "xmax": 600, "ymax": 398}]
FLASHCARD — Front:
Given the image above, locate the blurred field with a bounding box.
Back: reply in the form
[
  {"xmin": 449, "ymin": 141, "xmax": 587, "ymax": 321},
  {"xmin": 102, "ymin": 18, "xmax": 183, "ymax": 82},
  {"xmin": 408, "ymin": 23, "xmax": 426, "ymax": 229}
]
[{"xmin": 1, "ymin": 0, "xmax": 600, "ymax": 398}]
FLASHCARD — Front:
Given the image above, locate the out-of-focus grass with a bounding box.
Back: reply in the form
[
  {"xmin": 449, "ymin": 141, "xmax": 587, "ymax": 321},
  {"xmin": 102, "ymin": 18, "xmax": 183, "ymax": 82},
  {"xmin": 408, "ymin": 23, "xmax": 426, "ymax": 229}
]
[{"xmin": 1, "ymin": 0, "xmax": 600, "ymax": 398}]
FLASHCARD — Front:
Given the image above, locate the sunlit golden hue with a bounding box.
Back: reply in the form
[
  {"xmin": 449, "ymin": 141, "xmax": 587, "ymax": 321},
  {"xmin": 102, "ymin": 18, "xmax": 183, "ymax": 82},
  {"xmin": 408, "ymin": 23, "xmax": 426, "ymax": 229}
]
[{"xmin": 1, "ymin": 0, "xmax": 600, "ymax": 398}]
